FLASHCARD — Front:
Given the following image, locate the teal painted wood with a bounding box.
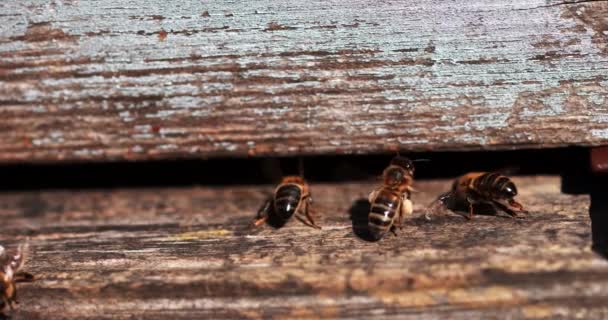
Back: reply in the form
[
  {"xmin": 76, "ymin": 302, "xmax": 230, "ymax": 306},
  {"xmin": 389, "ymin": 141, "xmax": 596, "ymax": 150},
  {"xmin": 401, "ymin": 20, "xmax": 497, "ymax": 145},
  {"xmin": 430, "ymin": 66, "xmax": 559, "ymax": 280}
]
[{"xmin": 0, "ymin": 1, "xmax": 607, "ymax": 162}]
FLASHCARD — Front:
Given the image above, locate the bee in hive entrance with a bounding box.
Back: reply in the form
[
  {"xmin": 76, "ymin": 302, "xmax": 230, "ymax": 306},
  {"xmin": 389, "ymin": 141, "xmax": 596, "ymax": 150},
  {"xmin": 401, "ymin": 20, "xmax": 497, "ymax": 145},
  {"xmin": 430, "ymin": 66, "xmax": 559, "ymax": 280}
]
[
  {"xmin": 428, "ymin": 172, "xmax": 528, "ymax": 220},
  {"xmin": 1, "ymin": 242, "xmax": 34, "ymax": 315},
  {"xmin": 252, "ymin": 175, "xmax": 322, "ymax": 229},
  {"xmin": 367, "ymin": 155, "xmax": 417, "ymax": 240}
]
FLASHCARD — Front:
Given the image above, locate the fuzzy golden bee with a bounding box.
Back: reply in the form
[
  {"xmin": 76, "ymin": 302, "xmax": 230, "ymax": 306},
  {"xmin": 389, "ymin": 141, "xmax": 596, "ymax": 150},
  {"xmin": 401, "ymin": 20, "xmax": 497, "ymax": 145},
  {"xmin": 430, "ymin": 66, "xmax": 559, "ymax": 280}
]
[
  {"xmin": 367, "ymin": 156, "xmax": 416, "ymax": 240},
  {"xmin": 252, "ymin": 176, "xmax": 321, "ymax": 229},
  {"xmin": 1, "ymin": 242, "xmax": 33, "ymax": 314},
  {"xmin": 431, "ymin": 172, "xmax": 528, "ymax": 219}
]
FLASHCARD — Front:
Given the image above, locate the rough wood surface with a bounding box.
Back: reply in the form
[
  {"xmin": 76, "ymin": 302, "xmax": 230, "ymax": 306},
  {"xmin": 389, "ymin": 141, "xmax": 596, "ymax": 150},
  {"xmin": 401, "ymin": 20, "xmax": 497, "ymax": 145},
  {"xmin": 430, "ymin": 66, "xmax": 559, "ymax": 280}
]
[
  {"xmin": 0, "ymin": 176, "xmax": 606, "ymax": 319},
  {"xmin": 0, "ymin": 1, "xmax": 608, "ymax": 162}
]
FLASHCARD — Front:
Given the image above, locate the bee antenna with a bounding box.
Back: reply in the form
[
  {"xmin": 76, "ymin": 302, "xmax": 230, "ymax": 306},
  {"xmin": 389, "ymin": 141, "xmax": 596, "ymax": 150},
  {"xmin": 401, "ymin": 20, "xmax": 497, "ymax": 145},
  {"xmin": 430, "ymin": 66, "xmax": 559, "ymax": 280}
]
[{"xmin": 413, "ymin": 159, "xmax": 431, "ymax": 163}]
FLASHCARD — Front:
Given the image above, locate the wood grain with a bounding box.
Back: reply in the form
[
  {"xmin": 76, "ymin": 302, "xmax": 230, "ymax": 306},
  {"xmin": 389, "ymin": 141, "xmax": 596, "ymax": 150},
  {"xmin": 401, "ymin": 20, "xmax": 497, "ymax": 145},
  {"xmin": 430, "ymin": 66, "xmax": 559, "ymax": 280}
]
[
  {"xmin": 1, "ymin": 0, "xmax": 608, "ymax": 162},
  {"xmin": 0, "ymin": 176, "xmax": 606, "ymax": 319}
]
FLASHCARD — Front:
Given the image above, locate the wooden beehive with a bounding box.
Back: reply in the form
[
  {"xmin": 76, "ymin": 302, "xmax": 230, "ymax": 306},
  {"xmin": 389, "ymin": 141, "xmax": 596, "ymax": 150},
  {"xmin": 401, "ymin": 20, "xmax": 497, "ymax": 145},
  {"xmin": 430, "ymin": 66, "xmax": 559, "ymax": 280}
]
[{"xmin": 1, "ymin": 0, "xmax": 607, "ymax": 319}]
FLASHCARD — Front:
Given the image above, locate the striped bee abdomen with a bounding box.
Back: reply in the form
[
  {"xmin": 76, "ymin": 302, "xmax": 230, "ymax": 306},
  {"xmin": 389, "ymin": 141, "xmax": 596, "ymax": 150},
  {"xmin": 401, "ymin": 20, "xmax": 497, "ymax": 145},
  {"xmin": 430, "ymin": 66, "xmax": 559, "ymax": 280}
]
[
  {"xmin": 473, "ymin": 173, "xmax": 498, "ymax": 196},
  {"xmin": 474, "ymin": 172, "xmax": 514, "ymax": 198},
  {"xmin": 274, "ymin": 184, "xmax": 302, "ymax": 219},
  {"xmin": 368, "ymin": 189, "xmax": 401, "ymax": 239}
]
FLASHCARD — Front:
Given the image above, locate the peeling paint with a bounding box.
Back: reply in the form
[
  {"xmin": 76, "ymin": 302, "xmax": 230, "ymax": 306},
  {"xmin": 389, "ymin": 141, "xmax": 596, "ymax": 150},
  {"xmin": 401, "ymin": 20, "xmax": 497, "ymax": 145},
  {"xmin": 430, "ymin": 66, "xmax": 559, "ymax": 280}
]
[
  {"xmin": 374, "ymin": 128, "xmax": 389, "ymax": 135},
  {"xmin": 159, "ymin": 128, "xmax": 187, "ymax": 135},
  {"xmin": 134, "ymin": 125, "xmax": 152, "ymax": 132},
  {"xmin": 0, "ymin": 0, "xmax": 607, "ymax": 161},
  {"xmin": 591, "ymin": 129, "xmax": 608, "ymax": 139},
  {"xmin": 157, "ymin": 144, "xmax": 178, "ymax": 150}
]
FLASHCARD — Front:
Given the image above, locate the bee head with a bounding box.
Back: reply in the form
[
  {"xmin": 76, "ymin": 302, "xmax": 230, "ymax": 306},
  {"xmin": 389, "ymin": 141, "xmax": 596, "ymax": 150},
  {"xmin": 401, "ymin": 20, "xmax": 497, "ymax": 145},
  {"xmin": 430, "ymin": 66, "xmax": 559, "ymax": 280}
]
[
  {"xmin": 383, "ymin": 167, "xmax": 403, "ymax": 186},
  {"xmin": 390, "ymin": 156, "xmax": 415, "ymax": 176},
  {"xmin": 501, "ymin": 181, "xmax": 518, "ymax": 198}
]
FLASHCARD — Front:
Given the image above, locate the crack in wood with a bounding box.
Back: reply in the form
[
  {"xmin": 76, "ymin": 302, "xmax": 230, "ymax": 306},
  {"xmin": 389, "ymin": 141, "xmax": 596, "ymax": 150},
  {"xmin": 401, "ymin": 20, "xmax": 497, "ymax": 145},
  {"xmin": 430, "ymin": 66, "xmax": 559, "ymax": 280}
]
[{"xmin": 514, "ymin": 0, "xmax": 608, "ymax": 11}]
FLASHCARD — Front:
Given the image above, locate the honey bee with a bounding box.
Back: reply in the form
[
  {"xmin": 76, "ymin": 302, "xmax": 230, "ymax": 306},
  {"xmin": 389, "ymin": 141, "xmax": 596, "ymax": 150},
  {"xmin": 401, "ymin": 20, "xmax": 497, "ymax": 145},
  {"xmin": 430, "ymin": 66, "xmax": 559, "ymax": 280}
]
[
  {"xmin": 1, "ymin": 242, "xmax": 33, "ymax": 314},
  {"xmin": 429, "ymin": 172, "xmax": 528, "ymax": 219},
  {"xmin": 252, "ymin": 176, "xmax": 321, "ymax": 229},
  {"xmin": 367, "ymin": 156, "xmax": 416, "ymax": 240}
]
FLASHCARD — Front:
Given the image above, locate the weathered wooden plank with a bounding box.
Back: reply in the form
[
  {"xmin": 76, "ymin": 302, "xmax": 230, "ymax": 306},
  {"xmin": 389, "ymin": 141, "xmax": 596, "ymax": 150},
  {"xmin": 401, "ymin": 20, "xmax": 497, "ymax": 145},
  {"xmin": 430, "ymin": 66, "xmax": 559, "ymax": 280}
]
[
  {"xmin": 0, "ymin": 1, "xmax": 608, "ymax": 162},
  {"xmin": 0, "ymin": 176, "xmax": 606, "ymax": 319}
]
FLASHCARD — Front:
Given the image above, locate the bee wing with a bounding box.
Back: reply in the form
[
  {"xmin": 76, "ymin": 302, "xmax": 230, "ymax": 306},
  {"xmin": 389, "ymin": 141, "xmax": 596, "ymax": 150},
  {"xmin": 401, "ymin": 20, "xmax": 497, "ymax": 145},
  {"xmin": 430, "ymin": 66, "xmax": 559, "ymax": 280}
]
[
  {"xmin": 421, "ymin": 192, "xmax": 452, "ymax": 221},
  {"xmin": 495, "ymin": 166, "xmax": 520, "ymax": 176},
  {"xmin": 1, "ymin": 244, "xmax": 16, "ymax": 281},
  {"xmin": 0, "ymin": 245, "xmax": 8, "ymax": 276},
  {"xmin": 12, "ymin": 241, "xmax": 29, "ymax": 272}
]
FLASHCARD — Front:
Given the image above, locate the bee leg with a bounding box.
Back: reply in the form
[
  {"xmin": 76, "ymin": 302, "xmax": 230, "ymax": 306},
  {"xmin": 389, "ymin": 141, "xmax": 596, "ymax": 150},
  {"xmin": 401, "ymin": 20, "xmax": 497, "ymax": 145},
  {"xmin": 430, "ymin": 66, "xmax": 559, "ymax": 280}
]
[
  {"xmin": 393, "ymin": 212, "xmax": 403, "ymax": 232},
  {"xmin": 393, "ymin": 220, "xmax": 403, "ymax": 231},
  {"xmin": 492, "ymin": 200, "xmax": 526, "ymax": 219},
  {"xmin": 252, "ymin": 216, "xmax": 268, "ymax": 227},
  {"xmin": 464, "ymin": 196, "xmax": 480, "ymax": 220},
  {"xmin": 368, "ymin": 190, "xmax": 379, "ymax": 203},
  {"xmin": 406, "ymin": 186, "xmax": 418, "ymax": 194},
  {"xmin": 301, "ymin": 196, "xmax": 322, "ymax": 229},
  {"xmin": 509, "ymin": 199, "xmax": 528, "ymax": 214},
  {"xmin": 390, "ymin": 228, "xmax": 398, "ymax": 236},
  {"xmin": 1, "ymin": 296, "xmax": 9, "ymax": 312},
  {"xmin": 504, "ymin": 207, "xmax": 525, "ymax": 219},
  {"xmin": 6, "ymin": 296, "xmax": 14, "ymax": 311},
  {"xmin": 295, "ymin": 213, "xmax": 321, "ymax": 230},
  {"xmin": 251, "ymin": 199, "xmax": 272, "ymax": 227},
  {"xmin": 467, "ymin": 205, "xmax": 474, "ymax": 220},
  {"xmin": 10, "ymin": 290, "xmax": 18, "ymax": 307}
]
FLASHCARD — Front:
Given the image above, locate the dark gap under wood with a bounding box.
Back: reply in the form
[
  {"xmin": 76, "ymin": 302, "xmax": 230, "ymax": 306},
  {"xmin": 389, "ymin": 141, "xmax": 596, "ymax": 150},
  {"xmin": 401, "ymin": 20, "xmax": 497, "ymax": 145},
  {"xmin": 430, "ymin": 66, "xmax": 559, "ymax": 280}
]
[{"xmin": 0, "ymin": 147, "xmax": 590, "ymax": 191}]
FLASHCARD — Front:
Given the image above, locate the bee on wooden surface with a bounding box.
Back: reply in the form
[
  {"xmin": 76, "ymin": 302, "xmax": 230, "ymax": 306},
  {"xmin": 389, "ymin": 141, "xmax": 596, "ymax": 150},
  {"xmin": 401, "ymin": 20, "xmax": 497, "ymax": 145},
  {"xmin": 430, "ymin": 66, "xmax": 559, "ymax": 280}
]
[
  {"xmin": 367, "ymin": 156, "xmax": 416, "ymax": 240},
  {"xmin": 428, "ymin": 172, "xmax": 528, "ymax": 220},
  {"xmin": 1, "ymin": 242, "xmax": 34, "ymax": 314},
  {"xmin": 252, "ymin": 176, "xmax": 321, "ymax": 229}
]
